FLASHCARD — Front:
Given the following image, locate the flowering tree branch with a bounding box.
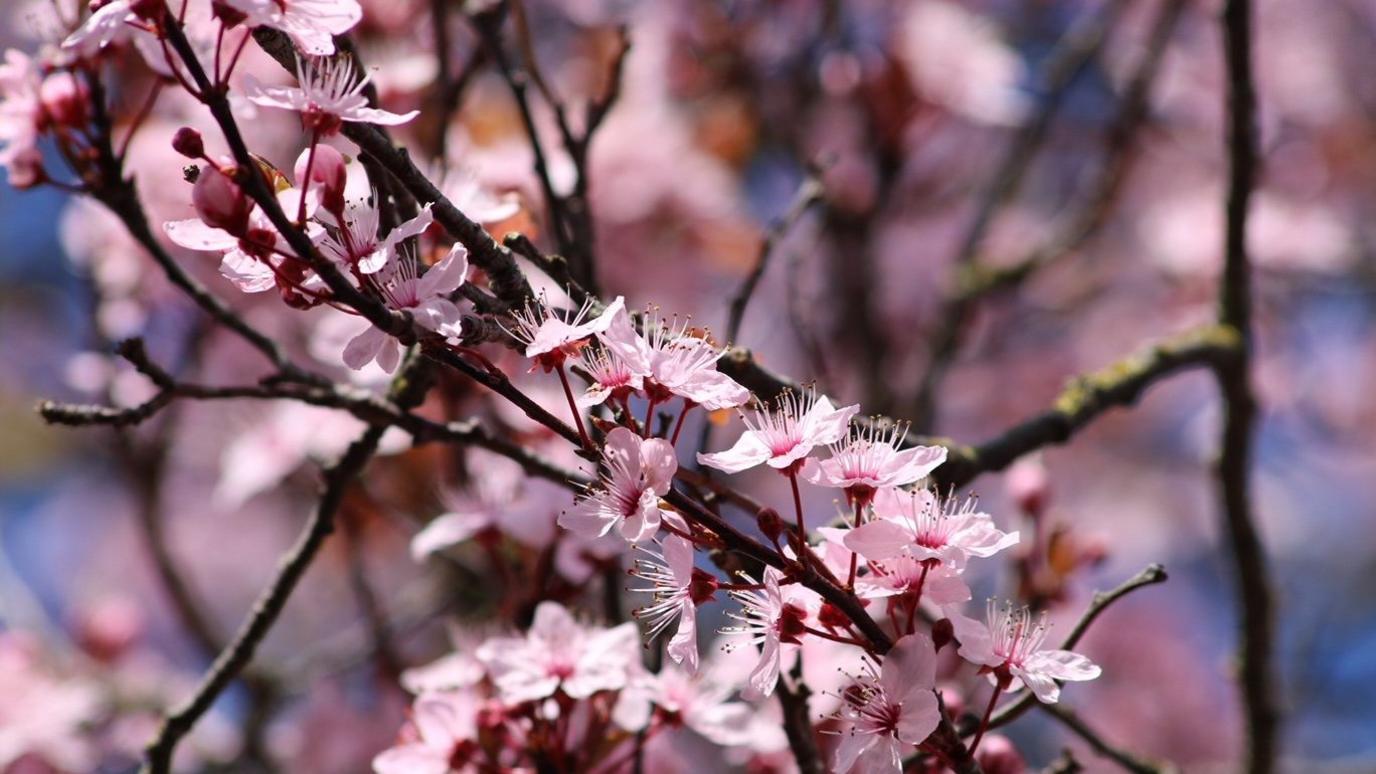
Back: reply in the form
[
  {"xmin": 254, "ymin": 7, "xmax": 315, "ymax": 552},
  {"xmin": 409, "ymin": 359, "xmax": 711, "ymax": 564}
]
[{"xmin": 1214, "ymin": 2, "xmax": 1278, "ymax": 771}]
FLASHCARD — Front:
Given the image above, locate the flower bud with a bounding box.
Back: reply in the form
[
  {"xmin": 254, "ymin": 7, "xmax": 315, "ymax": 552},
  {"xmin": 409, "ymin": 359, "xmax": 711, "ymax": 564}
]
[
  {"xmin": 818, "ymin": 601, "xmax": 854, "ymax": 630},
  {"xmin": 39, "ymin": 73, "xmax": 89, "ymax": 128},
  {"xmin": 295, "ymin": 143, "xmax": 347, "ymax": 216},
  {"xmin": 210, "ymin": 0, "xmax": 247, "ymax": 26},
  {"xmin": 975, "ymin": 735, "xmax": 1027, "ymax": 774},
  {"xmin": 171, "ymin": 127, "xmax": 205, "ymax": 159},
  {"xmin": 192, "ymin": 164, "xmax": 252, "ymax": 234},
  {"xmin": 932, "ymin": 617, "xmax": 954, "ymax": 652},
  {"xmin": 129, "ymin": 0, "xmax": 164, "ymax": 20},
  {"xmin": 1006, "ymin": 456, "xmax": 1049, "ymax": 519},
  {"xmin": 757, "ymin": 507, "xmax": 784, "ymax": 543}
]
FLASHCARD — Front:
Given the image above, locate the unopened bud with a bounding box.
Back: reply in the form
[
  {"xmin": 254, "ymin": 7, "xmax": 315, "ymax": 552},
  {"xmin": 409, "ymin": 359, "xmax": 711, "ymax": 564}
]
[
  {"xmin": 39, "ymin": 73, "xmax": 89, "ymax": 128},
  {"xmin": 932, "ymin": 617, "xmax": 955, "ymax": 652},
  {"xmin": 975, "ymin": 735, "xmax": 1027, "ymax": 774},
  {"xmin": 757, "ymin": 508, "xmax": 784, "ymax": 543},
  {"xmin": 171, "ymin": 127, "xmax": 205, "ymax": 159},
  {"xmin": 129, "ymin": 0, "xmax": 164, "ymax": 20},
  {"xmin": 1006, "ymin": 456, "xmax": 1049, "ymax": 519},
  {"xmin": 295, "ymin": 143, "xmax": 347, "ymax": 216},
  {"xmin": 818, "ymin": 601, "xmax": 853, "ymax": 630},
  {"xmin": 192, "ymin": 164, "xmax": 252, "ymax": 234}
]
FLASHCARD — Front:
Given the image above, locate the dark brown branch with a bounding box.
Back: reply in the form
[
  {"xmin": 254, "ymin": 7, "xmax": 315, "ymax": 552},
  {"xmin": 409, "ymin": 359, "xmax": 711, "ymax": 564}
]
[
  {"xmin": 1216, "ymin": 2, "xmax": 1278, "ymax": 771},
  {"xmin": 776, "ymin": 660, "xmax": 825, "ymax": 774}
]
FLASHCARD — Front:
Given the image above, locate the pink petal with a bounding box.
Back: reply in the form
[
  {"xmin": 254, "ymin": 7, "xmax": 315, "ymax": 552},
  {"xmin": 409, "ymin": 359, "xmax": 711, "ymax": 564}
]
[
  {"xmin": 164, "ymin": 219, "xmax": 236, "ymax": 251},
  {"xmin": 342, "ymin": 324, "xmax": 386, "ymax": 370},
  {"xmin": 843, "ymin": 520, "xmax": 911, "ymax": 561},
  {"xmin": 697, "ymin": 432, "xmax": 772, "ymax": 474},
  {"xmin": 410, "ymin": 512, "xmax": 488, "ymax": 560}
]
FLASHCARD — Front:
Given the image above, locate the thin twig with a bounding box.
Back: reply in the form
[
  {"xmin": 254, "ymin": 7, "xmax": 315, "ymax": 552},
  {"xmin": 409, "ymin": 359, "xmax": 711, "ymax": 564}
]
[{"xmin": 726, "ymin": 175, "xmax": 823, "ymax": 343}]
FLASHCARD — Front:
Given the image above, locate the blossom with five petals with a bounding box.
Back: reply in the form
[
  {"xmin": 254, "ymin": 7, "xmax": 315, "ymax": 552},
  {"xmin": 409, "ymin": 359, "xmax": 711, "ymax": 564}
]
[
  {"xmin": 802, "ymin": 424, "xmax": 947, "ymax": 506},
  {"xmin": 218, "ymin": 0, "xmax": 362, "ymax": 56},
  {"xmin": 244, "ymin": 55, "xmax": 418, "ymax": 135},
  {"xmin": 832, "ymin": 633, "xmax": 942, "ymax": 774},
  {"xmin": 342, "ymin": 243, "xmax": 467, "ymax": 373},
  {"xmin": 698, "ymin": 390, "xmax": 859, "ymax": 474},
  {"xmin": 948, "ymin": 599, "xmax": 1101, "ymax": 703},
  {"xmin": 477, "ymin": 601, "xmax": 640, "ymax": 704},
  {"xmin": 559, "ymin": 427, "xmax": 677, "ymax": 543}
]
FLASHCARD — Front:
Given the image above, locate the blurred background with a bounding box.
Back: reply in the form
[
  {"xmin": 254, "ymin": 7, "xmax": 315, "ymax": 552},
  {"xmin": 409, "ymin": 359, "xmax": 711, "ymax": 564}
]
[{"xmin": 3, "ymin": 0, "xmax": 1375, "ymax": 771}]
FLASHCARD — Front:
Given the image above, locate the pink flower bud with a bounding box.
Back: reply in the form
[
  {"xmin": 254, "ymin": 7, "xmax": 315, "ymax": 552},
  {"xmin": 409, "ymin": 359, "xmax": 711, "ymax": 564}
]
[
  {"xmin": 295, "ymin": 143, "xmax": 347, "ymax": 216},
  {"xmin": 39, "ymin": 73, "xmax": 89, "ymax": 128},
  {"xmin": 1006, "ymin": 456, "xmax": 1050, "ymax": 518},
  {"xmin": 975, "ymin": 735, "xmax": 1026, "ymax": 774},
  {"xmin": 192, "ymin": 165, "xmax": 252, "ymax": 234},
  {"xmin": 172, "ymin": 127, "xmax": 205, "ymax": 159}
]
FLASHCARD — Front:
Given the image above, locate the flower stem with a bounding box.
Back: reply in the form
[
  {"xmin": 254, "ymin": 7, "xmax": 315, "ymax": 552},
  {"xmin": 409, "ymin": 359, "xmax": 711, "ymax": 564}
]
[
  {"xmin": 296, "ymin": 130, "xmax": 320, "ymax": 224},
  {"xmin": 556, "ymin": 362, "xmax": 591, "ymax": 448},
  {"xmin": 846, "ymin": 498, "xmax": 862, "ymax": 589},
  {"xmin": 968, "ymin": 682, "xmax": 1005, "ymax": 756},
  {"xmin": 643, "ymin": 397, "xmax": 659, "ymax": 438},
  {"xmin": 669, "ymin": 399, "xmax": 692, "ymax": 445},
  {"xmin": 788, "ymin": 471, "xmax": 818, "ymax": 571}
]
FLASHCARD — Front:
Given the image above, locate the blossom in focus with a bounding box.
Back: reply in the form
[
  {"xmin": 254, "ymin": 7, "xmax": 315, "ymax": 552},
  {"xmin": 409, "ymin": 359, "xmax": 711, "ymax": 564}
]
[
  {"xmin": 320, "ymin": 196, "xmax": 435, "ymax": 274},
  {"xmin": 559, "ymin": 426, "xmax": 677, "ymax": 542},
  {"xmin": 630, "ymin": 533, "xmax": 712, "ymax": 672},
  {"xmin": 343, "ymin": 242, "xmax": 468, "ymax": 373},
  {"xmin": 371, "ymin": 692, "xmax": 479, "ymax": 774},
  {"xmin": 507, "ymin": 294, "xmax": 626, "ymax": 369},
  {"xmin": 721, "ymin": 566, "xmax": 817, "ymax": 700},
  {"xmin": 598, "ymin": 307, "xmax": 751, "ymax": 410},
  {"xmin": 948, "ymin": 600, "xmax": 1101, "ymax": 703},
  {"xmin": 698, "ymin": 389, "xmax": 859, "ymax": 475},
  {"xmin": 244, "ymin": 55, "xmax": 418, "ymax": 135},
  {"xmin": 477, "ymin": 601, "xmax": 639, "ymax": 704},
  {"xmin": 220, "ymin": 0, "xmax": 363, "ymax": 56},
  {"xmin": 846, "ymin": 488, "xmax": 1018, "ymax": 569},
  {"xmin": 802, "ymin": 424, "xmax": 947, "ymax": 505},
  {"xmin": 575, "ymin": 342, "xmax": 644, "ymax": 408},
  {"xmin": 832, "ymin": 633, "xmax": 941, "ymax": 774}
]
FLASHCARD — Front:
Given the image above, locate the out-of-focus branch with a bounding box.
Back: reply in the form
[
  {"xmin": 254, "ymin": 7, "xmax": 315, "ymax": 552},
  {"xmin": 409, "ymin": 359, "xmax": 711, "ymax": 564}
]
[
  {"xmin": 931, "ymin": 325, "xmax": 1240, "ymax": 491},
  {"xmin": 1039, "ymin": 703, "xmax": 1172, "ymax": 774},
  {"xmin": 1215, "ymin": 2, "xmax": 1278, "ymax": 772},
  {"xmin": 140, "ymin": 423, "xmax": 389, "ymax": 774},
  {"xmin": 912, "ymin": 0, "xmax": 1137, "ymax": 429},
  {"xmin": 726, "ymin": 174, "xmax": 824, "ymax": 343},
  {"xmin": 986, "ymin": 564, "xmax": 1168, "ymax": 730}
]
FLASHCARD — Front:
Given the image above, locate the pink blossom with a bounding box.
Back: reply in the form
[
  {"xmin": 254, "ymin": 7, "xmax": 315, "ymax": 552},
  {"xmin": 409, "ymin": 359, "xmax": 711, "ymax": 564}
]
[
  {"xmin": 319, "ymin": 195, "xmax": 435, "ymax": 274},
  {"xmin": 574, "ymin": 343, "xmax": 643, "ymax": 408},
  {"xmin": 614, "ymin": 662, "xmax": 755, "ymax": 747},
  {"xmin": 0, "ymin": 50, "xmax": 44, "ymax": 188},
  {"xmin": 630, "ymin": 534, "xmax": 711, "ymax": 672},
  {"xmin": 698, "ymin": 390, "xmax": 860, "ymax": 474},
  {"xmin": 0, "ymin": 634, "xmax": 102, "ymax": 771},
  {"xmin": 559, "ymin": 426, "xmax": 677, "ymax": 542},
  {"xmin": 371, "ymin": 692, "xmax": 480, "ymax": 774},
  {"xmin": 409, "ymin": 450, "xmax": 562, "ymax": 560},
  {"xmin": 477, "ymin": 601, "xmax": 639, "ymax": 704},
  {"xmin": 220, "ymin": 0, "xmax": 363, "ymax": 56},
  {"xmin": 802, "ymin": 425, "xmax": 947, "ymax": 505},
  {"xmin": 244, "ymin": 55, "xmax": 418, "ymax": 135},
  {"xmin": 598, "ymin": 309, "xmax": 751, "ymax": 411},
  {"xmin": 343, "ymin": 243, "xmax": 467, "ymax": 372},
  {"xmin": 721, "ymin": 566, "xmax": 818, "ymax": 700},
  {"xmin": 948, "ymin": 600, "xmax": 1101, "ymax": 703},
  {"xmin": 854, "ymin": 552, "xmax": 972, "ymax": 606},
  {"xmin": 845, "ymin": 488, "xmax": 1018, "ymax": 569},
  {"xmin": 60, "ymin": 0, "xmax": 145, "ymax": 59},
  {"xmin": 832, "ymin": 633, "xmax": 942, "ymax": 774},
  {"xmin": 437, "ymin": 164, "xmax": 521, "ymax": 224},
  {"xmin": 506, "ymin": 294, "xmax": 626, "ymax": 368}
]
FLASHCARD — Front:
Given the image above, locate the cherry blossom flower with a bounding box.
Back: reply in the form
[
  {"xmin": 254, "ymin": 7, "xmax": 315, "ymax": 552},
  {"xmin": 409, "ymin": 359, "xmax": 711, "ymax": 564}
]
[
  {"xmin": 613, "ymin": 662, "xmax": 754, "ymax": 746},
  {"xmin": 244, "ymin": 55, "xmax": 418, "ymax": 135},
  {"xmin": 598, "ymin": 309, "xmax": 751, "ymax": 411},
  {"xmin": 60, "ymin": 0, "xmax": 155, "ymax": 60},
  {"xmin": 410, "ymin": 450, "xmax": 561, "ymax": 560},
  {"xmin": 343, "ymin": 243, "xmax": 467, "ymax": 373},
  {"xmin": 437, "ymin": 164, "xmax": 521, "ymax": 224},
  {"xmin": 320, "ymin": 196, "xmax": 435, "ymax": 274},
  {"xmin": 559, "ymin": 426, "xmax": 677, "ymax": 542},
  {"xmin": 948, "ymin": 600, "xmax": 1101, "ymax": 703},
  {"xmin": 832, "ymin": 633, "xmax": 941, "ymax": 774},
  {"xmin": 720, "ymin": 566, "xmax": 818, "ymax": 699},
  {"xmin": 0, "ymin": 50, "xmax": 44, "ymax": 187},
  {"xmin": 0, "ymin": 634, "xmax": 102, "ymax": 772},
  {"xmin": 506, "ymin": 294, "xmax": 626, "ymax": 369},
  {"xmin": 371, "ymin": 692, "xmax": 480, "ymax": 774},
  {"xmin": 630, "ymin": 534, "xmax": 716, "ymax": 672},
  {"xmin": 698, "ymin": 389, "xmax": 859, "ymax": 475},
  {"xmin": 574, "ymin": 343, "xmax": 642, "ymax": 408},
  {"xmin": 477, "ymin": 601, "xmax": 639, "ymax": 704},
  {"xmin": 219, "ymin": 0, "xmax": 363, "ymax": 56},
  {"xmin": 846, "ymin": 488, "xmax": 1018, "ymax": 569},
  {"xmin": 802, "ymin": 424, "xmax": 948, "ymax": 505}
]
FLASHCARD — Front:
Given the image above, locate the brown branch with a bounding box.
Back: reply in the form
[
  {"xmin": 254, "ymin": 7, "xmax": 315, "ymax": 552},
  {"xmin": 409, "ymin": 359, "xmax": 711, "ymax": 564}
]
[
  {"xmin": 726, "ymin": 174, "xmax": 823, "ymax": 343},
  {"xmin": 1215, "ymin": 2, "xmax": 1278, "ymax": 771},
  {"xmin": 1039, "ymin": 703, "xmax": 1172, "ymax": 774},
  {"xmin": 931, "ymin": 325, "xmax": 1241, "ymax": 491},
  {"xmin": 776, "ymin": 659, "xmax": 825, "ymax": 774}
]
